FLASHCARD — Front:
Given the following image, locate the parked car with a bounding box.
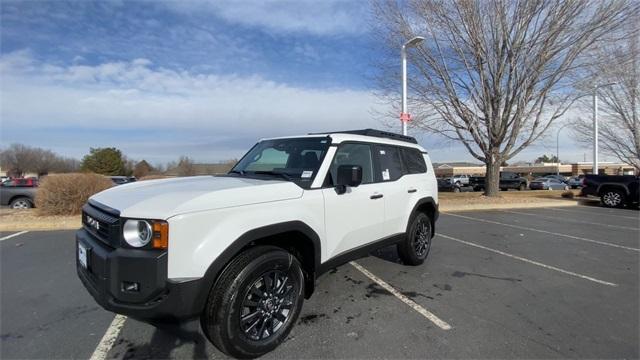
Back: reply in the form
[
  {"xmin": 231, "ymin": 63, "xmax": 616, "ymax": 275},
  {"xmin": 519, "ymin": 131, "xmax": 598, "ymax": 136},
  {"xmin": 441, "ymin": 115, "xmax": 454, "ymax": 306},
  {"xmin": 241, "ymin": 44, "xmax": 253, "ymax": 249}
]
[
  {"xmin": 469, "ymin": 171, "xmax": 528, "ymax": 191},
  {"xmin": 529, "ymin": 177, "xmax": 569, "ymax": 190},
  {"xmin": 567, "ymin": 175, "xmax": 584, "ymax": 189},
  {"xmin": 0, "ymin": 178, "xmax": 38, "ymax": 208},
  {"xmin": 448, "ymin": 174, "xmax": 471, "ymax": 186},
  {"xmin": 76, "ymin": 129, "xmax": 439, "ymax": 358},
  {"xmin": 437, "ymin": 177, "xmax": 462, "ymax": 192},
  {"xmin": 110, "ymin": 176, "xmax": 137, "ymax": 185},
  {"xmin": 581, "ymin": 174, "xmax": 639, "ymax": 208},
  {"xmin": 542, "ymin": 174, "xmax": 568, "ymax": 183}
]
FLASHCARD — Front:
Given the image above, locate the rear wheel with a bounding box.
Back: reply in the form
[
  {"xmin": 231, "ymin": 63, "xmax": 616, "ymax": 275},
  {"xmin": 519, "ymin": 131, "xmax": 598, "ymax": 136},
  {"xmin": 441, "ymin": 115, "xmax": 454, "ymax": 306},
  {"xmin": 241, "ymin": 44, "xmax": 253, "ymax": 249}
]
[
  {"xmin": 398, "ymin": 212, "xmax": 432, "ymax": 266},
  {"xmin": 201, "ymin": 246, "xmax": 304, "ymax": 358},
  {"xmin": 10, "ymin": 197, "xmax": 33, "ymax": 209},
  {"xmin": 600, "ymin": 188, "xmax": 626, "ymax": 208}
]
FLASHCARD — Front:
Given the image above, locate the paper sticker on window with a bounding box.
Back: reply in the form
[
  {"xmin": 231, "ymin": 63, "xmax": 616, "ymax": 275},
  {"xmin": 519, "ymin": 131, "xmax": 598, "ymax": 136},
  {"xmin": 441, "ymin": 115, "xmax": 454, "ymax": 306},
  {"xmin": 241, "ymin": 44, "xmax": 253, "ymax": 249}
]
[
  {"xmin": 382, "ymin": 169, "xmax": 390, "ymax": 181},
  {"xmin": 301, "ymin": 171, "xmax": 313, "ymax": 178},
  {"xmin": 379, "ymin": 150, "xmax": 386, "ymax": 155}
]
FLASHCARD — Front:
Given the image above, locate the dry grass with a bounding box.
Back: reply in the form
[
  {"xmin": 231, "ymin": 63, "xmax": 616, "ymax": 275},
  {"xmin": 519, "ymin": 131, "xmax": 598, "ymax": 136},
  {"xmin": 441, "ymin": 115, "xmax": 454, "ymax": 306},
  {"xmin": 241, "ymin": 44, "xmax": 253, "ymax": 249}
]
[
  {"xmin": 35, "ymin": 173, "xmax": 113, "ymax": 215},
  {"xmin": 0, "ymin": 208, "xmax": 81, "ymax": 231}
]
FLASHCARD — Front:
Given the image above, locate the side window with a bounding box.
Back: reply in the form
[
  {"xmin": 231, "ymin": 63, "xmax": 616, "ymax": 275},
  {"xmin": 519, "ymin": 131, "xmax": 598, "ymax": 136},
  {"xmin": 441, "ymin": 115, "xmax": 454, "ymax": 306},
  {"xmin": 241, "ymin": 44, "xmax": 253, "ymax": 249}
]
[
  {"xmin": 329, "ymin": 143, "xmax": 374, "ymax": 184},
  {"xmin": 401, "ymin": 147, "xmax": 427, "ymax": 174},
  {"xmin": 376, "ymin": 145, "xmax": 404, "ymax": 181}
]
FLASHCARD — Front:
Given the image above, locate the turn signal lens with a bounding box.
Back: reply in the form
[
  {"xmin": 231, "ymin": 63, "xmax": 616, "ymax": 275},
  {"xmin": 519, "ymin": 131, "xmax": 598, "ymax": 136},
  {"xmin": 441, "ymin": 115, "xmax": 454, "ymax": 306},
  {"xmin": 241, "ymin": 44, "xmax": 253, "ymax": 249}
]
[{"xmin": 152, "ymin": 221, "xmax": 169, "ymax": 249}]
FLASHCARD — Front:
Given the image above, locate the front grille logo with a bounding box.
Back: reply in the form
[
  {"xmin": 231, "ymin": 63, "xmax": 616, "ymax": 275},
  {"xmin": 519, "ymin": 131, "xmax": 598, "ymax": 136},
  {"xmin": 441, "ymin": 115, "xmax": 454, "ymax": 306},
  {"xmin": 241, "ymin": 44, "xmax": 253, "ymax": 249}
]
[{"xmin": 86, "ymin": 215, "xmax": 100, "ymax": 231}]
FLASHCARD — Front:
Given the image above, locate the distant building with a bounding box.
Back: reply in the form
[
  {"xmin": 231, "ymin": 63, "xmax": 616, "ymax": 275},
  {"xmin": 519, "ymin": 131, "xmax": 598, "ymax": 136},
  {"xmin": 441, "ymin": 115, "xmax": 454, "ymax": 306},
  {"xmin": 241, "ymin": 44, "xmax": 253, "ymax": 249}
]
[{"xmin": 434, "ymin": 162, "xmax": 636, "ymax": 178}]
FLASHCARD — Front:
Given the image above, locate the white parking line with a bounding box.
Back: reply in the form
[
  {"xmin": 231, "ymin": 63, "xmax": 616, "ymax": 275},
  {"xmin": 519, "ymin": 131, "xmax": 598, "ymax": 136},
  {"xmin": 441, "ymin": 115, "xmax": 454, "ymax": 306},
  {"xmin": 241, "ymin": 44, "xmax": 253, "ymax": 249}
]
[
  {"xmin": 546, "ymin": 206, "xmax": 640, "ymax": 220},
  {"xmin": 0, "ymin": 231, "xmax": 29, "ymax": 241},
  {"xmin": 90, "ymin": 314, "xmax": 127, "ymax": 360},
  {"xmin": 499, "ymin": 209, "xmax": 639, "ymax": 231},
  {"xmin": 350, "ymin": 261, "xmax": 452, "ymax": 330},
  {"xmin": 437, "ymin": 234, "xmax": 618, "ymax": 287},
  {"xmin": 442, "ymin": 212, "xmax": 640, "ymax": 252}
]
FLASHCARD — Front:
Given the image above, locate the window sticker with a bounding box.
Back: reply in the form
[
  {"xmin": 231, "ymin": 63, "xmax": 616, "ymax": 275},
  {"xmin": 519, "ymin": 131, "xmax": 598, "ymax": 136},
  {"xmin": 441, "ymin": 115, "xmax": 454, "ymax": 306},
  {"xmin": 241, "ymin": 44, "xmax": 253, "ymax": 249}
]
[
  {"xmin": 301, "ymin": 170, "xmax": 313, "ymax": 178},
  {"xmin": 379, "ymin": 150, "xmax": 386, "ymax": 155},
  {"xmin": 382, "ymin": 169, "xmax": 390, "ymax": 181}
]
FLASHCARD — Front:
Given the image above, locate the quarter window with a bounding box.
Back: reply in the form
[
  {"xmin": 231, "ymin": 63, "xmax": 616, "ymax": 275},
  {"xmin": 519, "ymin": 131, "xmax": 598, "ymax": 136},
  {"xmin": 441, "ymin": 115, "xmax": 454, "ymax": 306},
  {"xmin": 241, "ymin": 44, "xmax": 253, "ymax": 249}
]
[{"xmin": 401, "ymin": 148, "xmax": 427, "ymax": 174}]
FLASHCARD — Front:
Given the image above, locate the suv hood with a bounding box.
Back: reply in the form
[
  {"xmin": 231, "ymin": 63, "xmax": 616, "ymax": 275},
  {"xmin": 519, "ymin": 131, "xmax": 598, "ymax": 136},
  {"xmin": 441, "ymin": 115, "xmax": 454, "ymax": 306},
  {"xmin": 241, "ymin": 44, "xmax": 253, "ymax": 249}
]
[{"xmin": 90, "ymin": 176, "xmax": 303, "ymax": 219}]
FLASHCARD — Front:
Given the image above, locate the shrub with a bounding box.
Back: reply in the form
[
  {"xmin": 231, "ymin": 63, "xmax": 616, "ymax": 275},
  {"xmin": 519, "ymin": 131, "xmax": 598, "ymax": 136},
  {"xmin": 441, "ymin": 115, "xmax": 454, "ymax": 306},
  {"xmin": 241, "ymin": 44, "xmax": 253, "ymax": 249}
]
[
  {"xmin": 35, "ymin": 173, "xmax": 113, "ymax": 215},
  {"xmin": 138, "ymin": 175, "xmax": 170, "ymax": 181},
  {"xmin": 561, "ymin": 191, "xmax": 575, "ymax": 199}
]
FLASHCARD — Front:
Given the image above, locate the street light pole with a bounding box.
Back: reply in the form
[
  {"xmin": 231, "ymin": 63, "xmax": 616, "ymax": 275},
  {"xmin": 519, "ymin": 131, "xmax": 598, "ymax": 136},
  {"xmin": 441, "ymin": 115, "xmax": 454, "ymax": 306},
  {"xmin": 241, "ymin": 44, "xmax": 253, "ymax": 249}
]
[
  {"xmin": 592, "ymin": 82, "xmax": 616, "ymax": 174},
  {"xmin": 400, "ymin": 36, "xmax": 425, "ymax": 136},
  {"xmin": 556, "ymin": 123, "xmax": 569, "ymax": 176}
]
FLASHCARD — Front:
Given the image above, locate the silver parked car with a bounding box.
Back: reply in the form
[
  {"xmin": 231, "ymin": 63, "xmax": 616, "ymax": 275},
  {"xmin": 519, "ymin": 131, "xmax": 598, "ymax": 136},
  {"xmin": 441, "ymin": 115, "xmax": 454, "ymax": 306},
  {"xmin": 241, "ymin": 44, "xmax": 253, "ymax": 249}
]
[
  {"xmin": 567, "ymin": 176, "xmax": 584, "ymax": 189},
  {"xmin": 529, "ymin": 177, "xmax": 569, "ymax": 190}
]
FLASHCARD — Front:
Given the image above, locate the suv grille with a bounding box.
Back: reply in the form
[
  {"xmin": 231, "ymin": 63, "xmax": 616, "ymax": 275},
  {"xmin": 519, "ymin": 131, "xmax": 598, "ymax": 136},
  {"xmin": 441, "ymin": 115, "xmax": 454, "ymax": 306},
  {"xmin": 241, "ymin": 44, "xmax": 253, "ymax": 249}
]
[{"xmin": 82, "ymin": 203, "xmax": 120, "ymax": 248}]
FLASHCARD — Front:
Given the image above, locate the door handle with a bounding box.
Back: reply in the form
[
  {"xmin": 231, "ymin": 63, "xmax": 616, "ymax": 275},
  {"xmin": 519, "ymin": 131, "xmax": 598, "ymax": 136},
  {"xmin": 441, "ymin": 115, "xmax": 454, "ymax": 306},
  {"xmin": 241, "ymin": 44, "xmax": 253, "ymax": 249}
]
[
  {"xmin": 408, "ymin": 189, "xmax": 417, "ymax": 193},
  {"xmin": 370, "ymin": 194, "xmax": 383, "ymax": 200}
]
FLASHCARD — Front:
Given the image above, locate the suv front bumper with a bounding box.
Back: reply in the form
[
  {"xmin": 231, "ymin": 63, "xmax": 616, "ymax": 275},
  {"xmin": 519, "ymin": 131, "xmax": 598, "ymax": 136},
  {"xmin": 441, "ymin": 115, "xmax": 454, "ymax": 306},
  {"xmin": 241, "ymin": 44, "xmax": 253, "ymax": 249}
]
[{"xmin": 76, "ymin": 229, "xmax": 204, "ymax": 322}]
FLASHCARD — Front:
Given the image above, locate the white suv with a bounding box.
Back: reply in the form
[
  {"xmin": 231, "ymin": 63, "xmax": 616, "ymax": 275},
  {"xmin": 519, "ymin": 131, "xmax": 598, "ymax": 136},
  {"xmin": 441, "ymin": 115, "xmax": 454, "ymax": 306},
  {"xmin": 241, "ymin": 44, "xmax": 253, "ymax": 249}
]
[{"xmin": 76, "ymin": 129, "xmax": 438, "ymax": 358}]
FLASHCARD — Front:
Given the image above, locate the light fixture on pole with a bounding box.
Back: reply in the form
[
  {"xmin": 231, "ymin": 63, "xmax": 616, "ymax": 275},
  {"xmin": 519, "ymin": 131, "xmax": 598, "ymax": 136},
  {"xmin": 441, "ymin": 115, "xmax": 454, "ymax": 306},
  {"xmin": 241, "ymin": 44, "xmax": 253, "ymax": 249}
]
[
  {"xmin": 556, "ymin": 123, "xmax": 570, "ymax": 176},
  {"xmin": 401, "ymin": 36, "xmax": 425, "ymax": 136},
  {"xmin": 592, "ymin": 82, "xmax": 617, "ymax": 174}
]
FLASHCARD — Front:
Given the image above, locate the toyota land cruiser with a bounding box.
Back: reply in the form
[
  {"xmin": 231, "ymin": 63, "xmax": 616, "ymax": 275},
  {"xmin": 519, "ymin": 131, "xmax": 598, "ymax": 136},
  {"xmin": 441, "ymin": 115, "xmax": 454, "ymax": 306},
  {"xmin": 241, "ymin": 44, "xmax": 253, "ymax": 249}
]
[{"xmin": 76, "ymin": 129, "xmax": 438, "ymax": 358}]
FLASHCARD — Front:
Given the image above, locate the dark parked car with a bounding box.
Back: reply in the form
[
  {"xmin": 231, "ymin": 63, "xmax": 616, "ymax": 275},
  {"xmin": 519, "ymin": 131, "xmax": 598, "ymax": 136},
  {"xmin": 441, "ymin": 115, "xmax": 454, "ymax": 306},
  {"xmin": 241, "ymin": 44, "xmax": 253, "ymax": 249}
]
[
  {"xmin": 0, "ymin": 178, "xmax": 38, "ymax": 208},
  {"xmin": 581, "ymin": 174, "xmax": 639, "ymax": 208},
  {"xmin": 469, "ymin": 172, "xmax": 528, "ymax": 191},
  {"xmin": 110, "ymin": 176, "xmax": 137, "ymax": 185},
  {"xmin": 437, "ymin": 177, "xmax": 462, "ymax": 192}
]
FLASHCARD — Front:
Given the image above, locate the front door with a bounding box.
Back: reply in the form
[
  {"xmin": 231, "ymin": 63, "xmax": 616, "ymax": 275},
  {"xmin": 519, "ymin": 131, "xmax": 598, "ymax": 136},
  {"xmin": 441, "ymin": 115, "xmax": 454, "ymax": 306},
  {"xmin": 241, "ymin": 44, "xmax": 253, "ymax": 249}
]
[{"xmin": 322, "ymin": 143, "xmax": 385, "ymax": 258}]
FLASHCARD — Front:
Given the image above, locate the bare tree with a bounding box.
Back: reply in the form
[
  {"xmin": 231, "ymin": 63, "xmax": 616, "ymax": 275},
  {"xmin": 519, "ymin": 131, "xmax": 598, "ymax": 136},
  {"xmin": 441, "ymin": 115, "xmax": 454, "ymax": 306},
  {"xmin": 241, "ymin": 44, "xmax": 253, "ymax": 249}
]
[
  {"xmin": 373, "ymin": 0, "xmax": 635, "ymax": 195},
  {"xmin": 572, "ymin": 22, "xmax": 639, "ymax": 172},
  {"xmin": 176, "ymin": 156, "xmax": 196, "ymax": 176},
  {"xmin": 0, "ymin": 143, "xmax": 79, "ymax": 176}
]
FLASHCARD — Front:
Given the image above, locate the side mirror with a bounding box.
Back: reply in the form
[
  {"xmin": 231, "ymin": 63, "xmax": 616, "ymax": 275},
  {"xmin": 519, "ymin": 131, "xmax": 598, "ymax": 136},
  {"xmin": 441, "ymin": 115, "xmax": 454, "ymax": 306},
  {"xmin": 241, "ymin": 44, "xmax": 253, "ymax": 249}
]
[{"xmin": 335, "ymin": 165, "xmax": 363, "ymax": 194}]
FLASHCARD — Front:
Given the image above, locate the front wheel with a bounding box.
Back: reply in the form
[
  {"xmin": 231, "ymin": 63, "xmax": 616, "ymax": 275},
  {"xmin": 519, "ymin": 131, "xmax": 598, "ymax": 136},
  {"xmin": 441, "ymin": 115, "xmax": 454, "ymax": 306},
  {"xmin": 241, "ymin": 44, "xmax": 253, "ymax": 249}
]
[
  {"xmin": 10, "ymin": 197, "xmax": 33, "ymax": 209},
  {"xmin": 398, "ymin": 212, "xmax": 432, "ymax": 266},
  {"xmin": 601, "ymin": 189, "xmax": 626, "ymax": 208},
  {"xmin": 201, "ymin": 246, "xmax": 304, "ymax": 359}
]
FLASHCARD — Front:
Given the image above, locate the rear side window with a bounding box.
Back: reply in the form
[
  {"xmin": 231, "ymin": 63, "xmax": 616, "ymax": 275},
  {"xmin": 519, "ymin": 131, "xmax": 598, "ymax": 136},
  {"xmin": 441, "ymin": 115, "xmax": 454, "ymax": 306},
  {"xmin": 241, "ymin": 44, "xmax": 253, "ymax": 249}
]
[
  {"xmin": 401, "ymin": 148, "xmax": 427, "ymax": 174},
  {"xmin": 376, "ymin": 145, "xmax": 404, "ymax": 181}
]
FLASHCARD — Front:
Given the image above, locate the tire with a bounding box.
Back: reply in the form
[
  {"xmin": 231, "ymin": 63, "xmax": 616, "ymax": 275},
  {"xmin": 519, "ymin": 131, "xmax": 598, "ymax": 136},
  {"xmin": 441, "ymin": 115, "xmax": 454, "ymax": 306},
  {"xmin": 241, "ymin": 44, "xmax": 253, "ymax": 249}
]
[
  {"xmin": 518, "ymin": 183, "xmax": 526, "ymax": 191},
  {"xmin": 453, "ymin": 186, "xmax": 461, "ymax": 193},
  {"xmin": 201, "ymin": 246, "xmax": 305, "ymax": 359},
  {"xmin": 600, "ymin": 188, "xmax": 626, "ymax": 208},
  {"xmin": 397, "ymin": 212, "xmax": 432, "ymax": 266},
  {"xmin": 10, "ymin": 197, "xmax": 33, "ymax": 209},
  {"xmin": 455, "ymin": 181, "xmax": 461, "ymax": 186}
]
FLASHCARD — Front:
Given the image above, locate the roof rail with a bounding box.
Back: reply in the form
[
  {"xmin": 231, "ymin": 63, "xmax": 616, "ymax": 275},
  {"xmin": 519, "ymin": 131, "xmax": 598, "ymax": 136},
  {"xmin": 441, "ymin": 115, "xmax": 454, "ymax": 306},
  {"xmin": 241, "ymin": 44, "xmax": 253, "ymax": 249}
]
[{"xmin": 308, "ymin": 129, "xmax": 418, "ymax": 144}]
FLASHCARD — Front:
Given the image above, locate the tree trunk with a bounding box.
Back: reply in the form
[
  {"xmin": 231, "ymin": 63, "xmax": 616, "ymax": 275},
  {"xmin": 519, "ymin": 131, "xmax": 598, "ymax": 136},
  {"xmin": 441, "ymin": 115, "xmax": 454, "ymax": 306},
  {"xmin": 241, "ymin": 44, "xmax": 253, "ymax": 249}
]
[{"xmin": 484, "ymin": 159, "xmax": 501, "ymax": 197}]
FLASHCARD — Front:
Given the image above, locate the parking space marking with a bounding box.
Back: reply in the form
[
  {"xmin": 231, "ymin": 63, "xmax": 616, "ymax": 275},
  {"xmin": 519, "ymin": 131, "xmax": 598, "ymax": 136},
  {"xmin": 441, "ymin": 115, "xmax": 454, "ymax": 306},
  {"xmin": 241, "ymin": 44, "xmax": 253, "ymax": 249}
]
[
  {"xmin": 349, "ymin": 261, "xmax": 452, "ymax": 330},
  {"xmin": 0, "ymin": 231, "xmax": 29, "ymax": 241},
  {"xmin": 442, "ymin": 212, "xmax": 640, "ymax": 252},
  {"xmin": 546, "ymin": 207, "xmax": 639, "ymax": 220},
  {"xmin": 499, "ymin": 209, "xmax": 639, "ymax": 231},
  {"xmin": 437, "ymin": 234, "xmax": 618, "ymax": 287},
  {"xmin": 90, "ymin": 315, "xmax": 127, "ymax": 360}
]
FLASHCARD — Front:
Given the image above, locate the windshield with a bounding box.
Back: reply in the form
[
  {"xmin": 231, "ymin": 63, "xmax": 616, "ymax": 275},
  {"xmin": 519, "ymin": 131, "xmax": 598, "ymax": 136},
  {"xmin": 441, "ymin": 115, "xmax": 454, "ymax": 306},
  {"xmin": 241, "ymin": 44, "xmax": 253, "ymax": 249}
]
[{"xmin": 230, "ymin": 137, "xmax": 331, "ymax": 188}]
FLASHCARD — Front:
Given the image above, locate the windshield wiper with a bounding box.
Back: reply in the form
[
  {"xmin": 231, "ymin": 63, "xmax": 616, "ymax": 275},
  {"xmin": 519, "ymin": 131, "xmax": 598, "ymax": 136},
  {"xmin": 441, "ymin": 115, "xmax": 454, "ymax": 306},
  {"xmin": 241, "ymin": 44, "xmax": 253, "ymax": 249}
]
[{"xmin": 251, "ymin": 171, "xmax": 294, "ymax": 181}]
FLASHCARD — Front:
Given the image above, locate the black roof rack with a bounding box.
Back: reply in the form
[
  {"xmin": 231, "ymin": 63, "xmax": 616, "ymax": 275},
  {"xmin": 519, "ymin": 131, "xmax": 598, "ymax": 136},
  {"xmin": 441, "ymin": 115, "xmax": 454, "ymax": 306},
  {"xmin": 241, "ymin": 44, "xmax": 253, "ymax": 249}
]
[{"xmin": 308, "ymin": 129, "xmax": 418, "ymax": 144}]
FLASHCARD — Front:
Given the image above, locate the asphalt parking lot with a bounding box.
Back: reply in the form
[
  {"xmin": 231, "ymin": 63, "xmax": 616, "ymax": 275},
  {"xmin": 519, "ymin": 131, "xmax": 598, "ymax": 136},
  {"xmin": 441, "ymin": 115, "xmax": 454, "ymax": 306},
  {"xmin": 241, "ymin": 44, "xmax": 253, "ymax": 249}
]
[{"xmin": 1, "ymin": 205, "xmax": 638, "ymax": 359}]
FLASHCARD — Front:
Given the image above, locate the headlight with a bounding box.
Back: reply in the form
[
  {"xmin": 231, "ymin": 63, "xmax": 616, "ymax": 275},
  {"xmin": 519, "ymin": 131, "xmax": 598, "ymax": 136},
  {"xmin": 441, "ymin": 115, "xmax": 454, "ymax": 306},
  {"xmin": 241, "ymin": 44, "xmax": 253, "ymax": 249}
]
[{"xmin": 123, "ymin": 220, "xmax": 153, "ymax": 247}]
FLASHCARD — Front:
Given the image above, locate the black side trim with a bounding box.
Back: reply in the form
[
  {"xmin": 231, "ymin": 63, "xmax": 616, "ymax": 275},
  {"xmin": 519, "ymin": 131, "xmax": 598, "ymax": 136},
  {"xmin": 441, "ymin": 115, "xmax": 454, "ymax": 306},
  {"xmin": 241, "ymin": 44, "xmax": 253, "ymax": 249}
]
[
  {"xmin": 317, "ymin": 233, "xmax": 405, "ymax": 275},
  {"xmin": 193, "ymin": 221, "xmax": 321, "ymax": 313}
]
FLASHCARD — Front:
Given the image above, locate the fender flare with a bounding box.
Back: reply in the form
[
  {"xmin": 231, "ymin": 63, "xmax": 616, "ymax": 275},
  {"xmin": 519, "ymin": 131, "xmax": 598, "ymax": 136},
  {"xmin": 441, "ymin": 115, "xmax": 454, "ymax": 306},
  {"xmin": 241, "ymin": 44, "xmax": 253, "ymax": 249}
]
[
  {"xmin": 597, "ymin": 183, "xmax": 630, "ymax": 196},
  {"xmin": 192, "ymin": 221, "xmax": 321, "ymax": 313},
  {"xmin": 407, "ymin": 197, "xmax": 439, "ymax": 234}
]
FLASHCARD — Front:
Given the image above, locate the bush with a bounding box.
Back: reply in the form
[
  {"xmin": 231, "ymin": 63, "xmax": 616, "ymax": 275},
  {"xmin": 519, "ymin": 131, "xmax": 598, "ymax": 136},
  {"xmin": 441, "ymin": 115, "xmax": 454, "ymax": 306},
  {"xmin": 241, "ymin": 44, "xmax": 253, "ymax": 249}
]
[
  {"xmin": 138, "ymin": 175, "xmax": 169, "ymax": 181},
  {"xmin": 35, "ymin": 173, "xmax": 113, "ymax": 215}
]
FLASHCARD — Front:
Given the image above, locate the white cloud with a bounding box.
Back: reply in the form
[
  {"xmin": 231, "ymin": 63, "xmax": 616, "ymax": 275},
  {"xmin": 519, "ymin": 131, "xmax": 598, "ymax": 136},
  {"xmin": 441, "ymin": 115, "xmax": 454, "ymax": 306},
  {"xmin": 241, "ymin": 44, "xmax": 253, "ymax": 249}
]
[
  {"xmin": 0, "ymin": 51, "xmax": 384, "ymax": 141},
  {"xmin": 165, "ymin": 0, "xmax": 367, "ymax": 36}
]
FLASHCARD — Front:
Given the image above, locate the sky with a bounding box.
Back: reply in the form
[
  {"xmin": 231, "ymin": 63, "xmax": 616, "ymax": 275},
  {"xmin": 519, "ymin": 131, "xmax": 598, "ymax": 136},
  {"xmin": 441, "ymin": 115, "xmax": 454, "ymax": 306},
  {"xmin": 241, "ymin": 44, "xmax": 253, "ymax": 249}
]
[{"xmin": 0, "ymin": 0, "xmax": 601, "ymax": 166}]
